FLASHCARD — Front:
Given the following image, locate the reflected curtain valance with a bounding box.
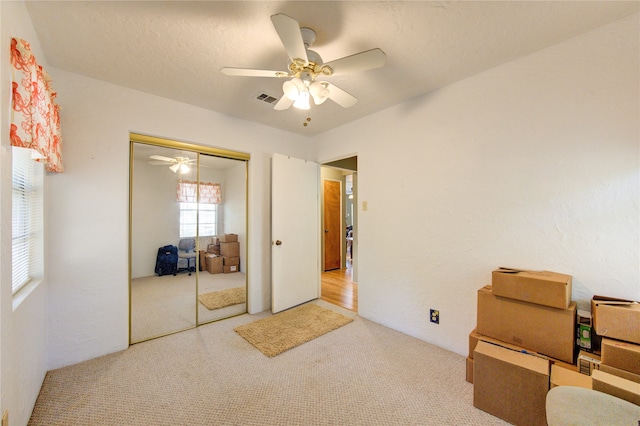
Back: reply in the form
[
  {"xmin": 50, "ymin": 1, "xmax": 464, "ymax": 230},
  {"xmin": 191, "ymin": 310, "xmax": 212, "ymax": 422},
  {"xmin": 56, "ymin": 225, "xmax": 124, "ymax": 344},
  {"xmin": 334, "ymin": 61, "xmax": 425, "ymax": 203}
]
[
  {"xmin": 176, "ymin": 180, "xmax": 221, "ymax": 204},
  {"xmin": 10, "ymin": 38, "xmax": 63, "ymax": 173}
]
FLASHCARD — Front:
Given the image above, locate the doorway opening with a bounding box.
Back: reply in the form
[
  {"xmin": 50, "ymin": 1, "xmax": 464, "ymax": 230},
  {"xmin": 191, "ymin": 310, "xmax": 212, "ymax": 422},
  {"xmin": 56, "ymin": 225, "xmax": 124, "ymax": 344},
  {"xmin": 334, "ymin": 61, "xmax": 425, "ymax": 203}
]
[{"xmin": 320, "ymin": 156, "xmax": 357, "ymax": 312}]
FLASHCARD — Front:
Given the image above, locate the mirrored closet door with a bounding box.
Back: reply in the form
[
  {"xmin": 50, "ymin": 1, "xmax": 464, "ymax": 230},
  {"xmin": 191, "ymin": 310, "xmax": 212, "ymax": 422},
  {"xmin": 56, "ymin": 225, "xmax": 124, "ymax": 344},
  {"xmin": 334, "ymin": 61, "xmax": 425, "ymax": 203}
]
[{"xmin": 129, "ymin": 134, "xmax": 248, "ymax": 344}]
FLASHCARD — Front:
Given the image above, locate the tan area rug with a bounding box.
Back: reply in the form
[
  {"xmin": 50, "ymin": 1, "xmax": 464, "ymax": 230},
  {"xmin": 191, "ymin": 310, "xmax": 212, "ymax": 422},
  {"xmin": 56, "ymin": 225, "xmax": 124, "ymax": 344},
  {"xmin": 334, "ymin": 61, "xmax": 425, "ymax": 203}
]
[
  {"xmin": 234, "ymin": 303, "xmax": 353, "ymax": 357},
  {"xmin": 198, "ymin": 287, "xmax": 245, "ymax": 310}
]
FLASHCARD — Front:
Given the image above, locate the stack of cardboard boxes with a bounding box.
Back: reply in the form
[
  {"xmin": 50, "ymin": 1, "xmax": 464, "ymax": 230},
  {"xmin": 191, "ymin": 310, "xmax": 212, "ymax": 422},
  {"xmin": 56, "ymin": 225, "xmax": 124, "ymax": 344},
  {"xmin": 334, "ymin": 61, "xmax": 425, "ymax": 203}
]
[
  {"xmin": 220, "ymin": 234, "xmax": 240, "ymax": 274},
  {"xmin": 202, "ymin": 234, "xmax": 240, "ymax": 274},
  {"xmin": 588, "ymin": 297, "xmax": 640, "ymax": 405},
  {"xmin": 468, "ymin": 267, "xmax": 640, "ymax": 425}
]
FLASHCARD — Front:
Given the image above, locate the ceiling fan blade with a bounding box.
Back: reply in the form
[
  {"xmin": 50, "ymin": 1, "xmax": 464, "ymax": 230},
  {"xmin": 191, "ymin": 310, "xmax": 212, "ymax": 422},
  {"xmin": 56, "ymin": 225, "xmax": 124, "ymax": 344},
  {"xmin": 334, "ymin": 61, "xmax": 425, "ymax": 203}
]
[
  {"xmin": 148, "ymin": 161, "xmax": 169, "ymax": 166},
  {"xmin": 221, "ymin": 67, "xmax": 290, "ymax": 78},
  {"xmin": 273, "ymin": 95, "xmax": 294, "ymax": 111},
  {"xmin": 149, "ymin": 155, "xmax": 175, "ymax": 162},
  {"xmin": 324, "ymin": 48, "xmax": 386, "ymax": 77},
  {"xmin": 325, "ymin": 82, "xmax": 358, "ymax": 108},
  {"xmin": 271, "ymin": 13, "xmax": 308, "ymax": 65}
]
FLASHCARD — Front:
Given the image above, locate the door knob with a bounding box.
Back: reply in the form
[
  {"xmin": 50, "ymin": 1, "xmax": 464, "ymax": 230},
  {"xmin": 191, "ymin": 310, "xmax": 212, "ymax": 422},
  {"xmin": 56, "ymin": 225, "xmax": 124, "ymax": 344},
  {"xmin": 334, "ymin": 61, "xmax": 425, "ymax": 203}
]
[
  {"xmin": 324, "ymin": 229, "xmax": 329, "ymax": 233},
  {"xmin": 274, "ymin": 240, "xmax": 282, "ymax": 246}
]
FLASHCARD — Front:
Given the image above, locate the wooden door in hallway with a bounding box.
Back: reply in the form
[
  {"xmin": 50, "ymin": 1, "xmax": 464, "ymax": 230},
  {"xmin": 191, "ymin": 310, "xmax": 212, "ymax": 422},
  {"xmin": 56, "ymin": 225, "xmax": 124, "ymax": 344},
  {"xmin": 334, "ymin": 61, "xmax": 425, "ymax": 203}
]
[{"xmin": 323, "ymin": 179, "xmax": 341, "ymax": 271}]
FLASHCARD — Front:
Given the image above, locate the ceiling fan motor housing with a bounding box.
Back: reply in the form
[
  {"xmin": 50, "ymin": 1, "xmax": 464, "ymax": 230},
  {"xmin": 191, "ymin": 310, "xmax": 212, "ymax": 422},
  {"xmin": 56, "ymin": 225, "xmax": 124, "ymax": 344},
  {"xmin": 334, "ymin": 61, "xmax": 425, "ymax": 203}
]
[
  {"xmin": 300, "ymin": 27, "xmax": 316, "ymax": 48},
  {"xmin": 306, "ymin": 49, "xmax": 323, "ymax": 66}
]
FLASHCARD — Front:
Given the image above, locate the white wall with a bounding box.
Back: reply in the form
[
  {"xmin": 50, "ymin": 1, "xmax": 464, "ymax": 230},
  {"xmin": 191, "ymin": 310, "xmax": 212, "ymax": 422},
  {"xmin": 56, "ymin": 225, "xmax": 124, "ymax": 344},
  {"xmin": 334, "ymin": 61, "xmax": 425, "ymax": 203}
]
[
  {"xmin": 313, "ymin": 13, "xmax": 639, "ymax": 357},
  {"xmin": 0, "ymin": 2, "xmax": 51, "ymax": 425}
]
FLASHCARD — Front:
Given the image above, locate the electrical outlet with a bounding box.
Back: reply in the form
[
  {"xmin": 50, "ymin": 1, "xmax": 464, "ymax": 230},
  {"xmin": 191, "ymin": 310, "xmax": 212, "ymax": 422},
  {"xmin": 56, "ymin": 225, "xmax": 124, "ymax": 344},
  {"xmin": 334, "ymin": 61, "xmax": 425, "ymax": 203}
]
[{"xmin": 430, "ymin": 309, "xmax": 440, "ymax": 324}]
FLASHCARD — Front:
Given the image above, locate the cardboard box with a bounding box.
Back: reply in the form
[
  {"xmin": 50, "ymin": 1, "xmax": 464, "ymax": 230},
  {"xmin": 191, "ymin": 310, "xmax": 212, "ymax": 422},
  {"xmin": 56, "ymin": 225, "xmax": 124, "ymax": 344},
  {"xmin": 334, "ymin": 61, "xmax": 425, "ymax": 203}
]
[
  {"xmin": 491, "ymin": 267, "xmax": 572, "ymax": 309},
  {"xmin": 600, "ymin": 364, "xmax": 640, "ymax": 384},
  {"xmin": 477, "ymin": 285, "xmax": 576, "ymax": 363},
  {"xmin": 220, "ymin": 241, "xmax": 240, "ymax": 257},
  {"xmin": 578, "ymin": 351, "xmax": 601, "ymax": 376},
  {"xmin": 469, "ymin": 328, "xmax": 545, "ymax": 360},
  {"xmin": 473, "ymin": 341, "xmax": 549, "ymax": 426},
  {"xmin": 550, "ymin": 364, "xmax": 592, "ymax": 389},
  {"xmin": 466, "ymin": 357, "xmax": 474, "ymax": 383},
  {"xmin": 205, "ymin": 254, "xmax": 223, "ymax": 274},
  {"xmin": 199, "ymin": 250, "xmax": 206, "ymax": 271},
  {"xmin": 223, "ymin": 265, "xmax": 238, "ymax": 274},
  {"xmin": 592, "ymin": 296, "xmax": 640, "ymax": 344},
  {"xmin": 223, "ymin": 256, "xmax": 240, "ymax": 266},
  {"xmin": 549, "ymin": 358, "xmax": 578, "ymax": 372},
  {"xmin": 469, "ymin": 330, "xmax": 479, "ymax": 358},
  {"xmin": 601, "ymin": 338, "xmax": 640, "ymax": 375},
  {"xmin": 218, "ymin": 234, "xmax": 238, "ymax": 243},
  {"xmin": 592, "ymin": 369, "xmax": 640, "ymax": 406}
]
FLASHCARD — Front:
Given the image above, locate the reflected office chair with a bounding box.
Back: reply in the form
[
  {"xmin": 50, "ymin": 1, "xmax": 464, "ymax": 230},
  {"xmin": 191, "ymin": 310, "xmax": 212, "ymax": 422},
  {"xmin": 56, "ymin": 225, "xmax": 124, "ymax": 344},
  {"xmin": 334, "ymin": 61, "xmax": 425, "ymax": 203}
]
[{"xmin": 177, "ymin": 238, "xmax": 197, "ymax": 275}]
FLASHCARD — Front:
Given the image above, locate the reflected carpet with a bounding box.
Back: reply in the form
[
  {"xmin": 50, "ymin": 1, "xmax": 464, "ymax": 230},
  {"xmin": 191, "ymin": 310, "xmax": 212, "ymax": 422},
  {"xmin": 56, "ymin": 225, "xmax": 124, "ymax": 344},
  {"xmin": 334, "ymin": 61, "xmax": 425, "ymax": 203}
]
[
  {"xmin": 198, "ymin": 287, "xmax": 245, "ymax": 310},
  {"xmin": 234, "ymin": 303, "xmax": 353, "ymax": 357}
]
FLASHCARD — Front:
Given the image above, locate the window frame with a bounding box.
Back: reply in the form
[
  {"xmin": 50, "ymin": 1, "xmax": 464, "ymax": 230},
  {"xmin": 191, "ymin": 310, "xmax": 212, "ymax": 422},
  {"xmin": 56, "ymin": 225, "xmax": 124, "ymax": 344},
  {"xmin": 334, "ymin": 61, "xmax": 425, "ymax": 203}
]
[
  {"xmin": 12, "ymin": 146, "xmax": 44, "ymax": 295},
  {"xmin": 179, "ymin": 201, "xmax": 218, "ymax": 238}
]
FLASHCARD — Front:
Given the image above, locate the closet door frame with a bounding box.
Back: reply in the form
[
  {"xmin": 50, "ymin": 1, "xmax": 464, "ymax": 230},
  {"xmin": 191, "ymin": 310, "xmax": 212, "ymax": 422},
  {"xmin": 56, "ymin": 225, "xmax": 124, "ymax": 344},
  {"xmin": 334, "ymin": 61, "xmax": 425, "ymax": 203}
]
[{"xmin": 128, "ymin": 133, "xmax": 249, "ymax": 345}]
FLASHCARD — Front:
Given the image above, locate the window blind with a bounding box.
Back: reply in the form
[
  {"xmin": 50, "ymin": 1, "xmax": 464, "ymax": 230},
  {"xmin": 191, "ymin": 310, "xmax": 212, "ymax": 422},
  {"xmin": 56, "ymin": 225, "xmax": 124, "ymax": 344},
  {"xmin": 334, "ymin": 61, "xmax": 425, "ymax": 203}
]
[{"xmin": 12, "ymin": 147, "xmax": 44, "ymax": 294}]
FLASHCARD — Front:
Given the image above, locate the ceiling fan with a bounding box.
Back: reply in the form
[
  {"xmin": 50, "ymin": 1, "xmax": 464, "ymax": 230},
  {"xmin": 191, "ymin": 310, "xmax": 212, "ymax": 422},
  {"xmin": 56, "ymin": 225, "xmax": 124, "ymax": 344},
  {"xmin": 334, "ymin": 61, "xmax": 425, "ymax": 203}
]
[
  {"xmin": 148, "ymin": 155, "xmax": 196, "ymax": 174},
  {"xmin": 221, "ymin": 13, "xmax": 386, "ymax": 114}
]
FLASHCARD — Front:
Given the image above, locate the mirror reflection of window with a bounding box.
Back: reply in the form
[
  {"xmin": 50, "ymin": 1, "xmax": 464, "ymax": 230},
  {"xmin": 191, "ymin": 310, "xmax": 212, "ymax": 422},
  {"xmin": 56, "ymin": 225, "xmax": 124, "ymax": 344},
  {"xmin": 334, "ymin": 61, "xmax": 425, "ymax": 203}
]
[
  {"xmin": 179, "ymin": 203, "xmax": 217, "ymax": 238},
  {"xmin": 177, "ymin": 180, "xmax": 221, "ymax": 238}
]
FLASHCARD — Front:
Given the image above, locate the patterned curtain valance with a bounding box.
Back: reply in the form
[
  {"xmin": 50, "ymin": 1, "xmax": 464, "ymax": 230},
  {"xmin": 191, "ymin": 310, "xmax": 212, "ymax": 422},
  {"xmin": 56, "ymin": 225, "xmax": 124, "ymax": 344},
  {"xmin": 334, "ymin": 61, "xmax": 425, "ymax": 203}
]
[
  {"xmin": 10, "ymin": 38, "xmax": 63, "ymax": 173},
  {"xmin": 176, "ymin": 180, "xmax": 222, "ymax": 204}
]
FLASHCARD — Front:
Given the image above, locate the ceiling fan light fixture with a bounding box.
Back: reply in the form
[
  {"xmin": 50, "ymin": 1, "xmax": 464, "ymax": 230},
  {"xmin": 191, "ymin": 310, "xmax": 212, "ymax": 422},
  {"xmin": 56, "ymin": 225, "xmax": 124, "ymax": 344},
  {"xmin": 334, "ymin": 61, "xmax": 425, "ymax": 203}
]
[
  {"xmin": 169, "ymin": 164, "xmax": 180, "ymax": 173},
  {"xmin": 309, "ymin": 81, "xmax": 329, "ymax": 105},
  {"xmin": 293, "ymin": 88, "xmax": 311, "ymax": 110},
  {"xmin": 283, "ymin": 78, "xmax": 304, "ymax": 101},
  {"xmin": 179, "ymin": 164, "xmax": 191, "ymax": 174}
]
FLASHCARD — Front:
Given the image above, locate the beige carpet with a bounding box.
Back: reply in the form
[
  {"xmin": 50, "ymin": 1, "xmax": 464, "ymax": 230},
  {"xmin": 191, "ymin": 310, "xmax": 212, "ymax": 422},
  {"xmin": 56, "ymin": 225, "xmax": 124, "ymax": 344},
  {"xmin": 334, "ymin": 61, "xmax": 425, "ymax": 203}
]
[
  {"xmin": 130, "ymin": 272, "xmax": 246, "ymax": 343},
  {"xmin": 28, "ymin": 300, "xmax": 508, "ymax": 425},
  {"xmin": 234, "ymin": 303, "xmax": 353, "ymax": 357},
  {"xmin": 198, "ymin": 286, "xmax": 246, "ymax": 310}
]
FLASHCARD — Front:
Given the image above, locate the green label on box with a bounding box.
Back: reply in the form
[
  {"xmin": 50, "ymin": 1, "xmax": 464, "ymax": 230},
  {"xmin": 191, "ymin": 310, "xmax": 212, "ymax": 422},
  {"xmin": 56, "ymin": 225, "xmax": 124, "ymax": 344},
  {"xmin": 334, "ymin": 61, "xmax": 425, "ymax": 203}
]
[{"xmin": 578, "ymin": 324, "xmax": 591, "ymax": 349}]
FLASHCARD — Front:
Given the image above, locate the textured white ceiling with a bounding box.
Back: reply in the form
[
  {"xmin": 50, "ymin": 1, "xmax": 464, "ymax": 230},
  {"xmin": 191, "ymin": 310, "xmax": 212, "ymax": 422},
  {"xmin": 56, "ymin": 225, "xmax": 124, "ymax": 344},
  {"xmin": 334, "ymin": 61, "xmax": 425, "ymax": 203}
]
[{"xmin": 26, "ymin": 1, "xmax": 639, "ymax": 136}]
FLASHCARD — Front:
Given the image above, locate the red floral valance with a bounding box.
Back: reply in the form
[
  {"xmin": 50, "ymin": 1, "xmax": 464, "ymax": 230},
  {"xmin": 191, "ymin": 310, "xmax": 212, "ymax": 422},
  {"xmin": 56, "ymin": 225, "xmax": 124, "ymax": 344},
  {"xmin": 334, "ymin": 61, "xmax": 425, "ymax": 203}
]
[
  {"xmin": 10, "ymin": 38, "xmax": 63, "ymax": 173},
  {"xmin": 176, "ymin": 180, "xmax": 222, "ymax": 204}
]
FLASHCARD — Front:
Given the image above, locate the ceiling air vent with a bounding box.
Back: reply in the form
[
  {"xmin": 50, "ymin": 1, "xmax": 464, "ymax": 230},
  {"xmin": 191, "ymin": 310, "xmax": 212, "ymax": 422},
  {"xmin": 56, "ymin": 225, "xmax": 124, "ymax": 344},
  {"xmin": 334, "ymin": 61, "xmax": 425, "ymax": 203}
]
[{"xmin": 255, "ymin": 92, "xmax": 279, "ymax": 104}]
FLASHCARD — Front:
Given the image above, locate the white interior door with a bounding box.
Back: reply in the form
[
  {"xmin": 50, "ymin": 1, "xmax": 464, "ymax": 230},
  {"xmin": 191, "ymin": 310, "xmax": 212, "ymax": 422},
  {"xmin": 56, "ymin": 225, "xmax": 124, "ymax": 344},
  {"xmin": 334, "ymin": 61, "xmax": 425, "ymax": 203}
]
[{"xmin": 271, "ymin": 153, "xmax": 319, "ymax": 313}]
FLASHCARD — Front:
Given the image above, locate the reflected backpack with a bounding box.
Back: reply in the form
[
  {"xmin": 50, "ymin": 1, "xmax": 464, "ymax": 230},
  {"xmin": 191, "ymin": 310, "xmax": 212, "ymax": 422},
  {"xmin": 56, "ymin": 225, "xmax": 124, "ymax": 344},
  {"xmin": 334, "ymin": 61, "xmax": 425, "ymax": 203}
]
[{"xmin": 155, "ymin": 245, "xmax": 178, "ymax": 276}]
